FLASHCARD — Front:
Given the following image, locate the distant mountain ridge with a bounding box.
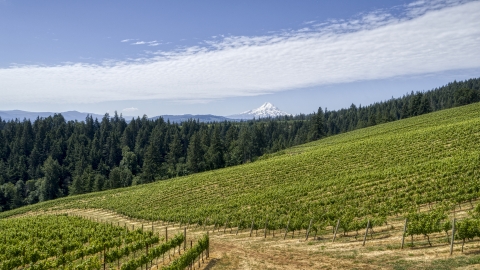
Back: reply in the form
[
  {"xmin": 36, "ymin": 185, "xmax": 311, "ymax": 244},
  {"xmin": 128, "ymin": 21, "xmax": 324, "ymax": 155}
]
[
  {"xmin": 0, "ymin": 102, "xmax": 289, "ymax": 123},
  {"xmin": 0, "ymin": 110, "xmax": 104, "ymax": 122},
  {"xmin": 152, "ymin": 114, "xmax": 232, "ymax": 123},
  {"xmin": 228, "ymin": 102, "xmax": 290, "ymax": 119},
  {"xmin": 0, "ymin": 110, "xmax": 234, "ymax": 123}
]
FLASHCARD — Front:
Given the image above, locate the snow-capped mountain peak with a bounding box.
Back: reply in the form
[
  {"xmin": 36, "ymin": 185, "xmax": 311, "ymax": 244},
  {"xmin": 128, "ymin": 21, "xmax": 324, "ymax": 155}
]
[
  {"xmin": 257, "ymin": 102, "xmax": 276, "ymax": 111},
  {"xmin": 228, "ymin": 102, "xmax": 290, "ymax": 119}
]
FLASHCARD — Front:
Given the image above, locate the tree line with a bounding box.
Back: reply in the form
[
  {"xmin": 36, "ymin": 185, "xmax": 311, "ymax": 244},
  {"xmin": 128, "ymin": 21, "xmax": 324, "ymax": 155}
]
[{"xmin": 0, "ymin": 78, "xmax": 479, "ymax": 212}]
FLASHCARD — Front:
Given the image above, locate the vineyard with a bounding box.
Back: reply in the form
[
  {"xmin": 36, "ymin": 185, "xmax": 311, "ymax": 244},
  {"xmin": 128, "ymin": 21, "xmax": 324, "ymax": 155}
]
[
  {"xmin": 1, "ymin": 103, "xmax": 480, "ymax": 268},
  {"xmin": 2, "ymin": 103, "xmax": 479, "ymax": 233},
  {"xmin": 0, "ymin": 214, "xmax": 209, "ymax": 270}
]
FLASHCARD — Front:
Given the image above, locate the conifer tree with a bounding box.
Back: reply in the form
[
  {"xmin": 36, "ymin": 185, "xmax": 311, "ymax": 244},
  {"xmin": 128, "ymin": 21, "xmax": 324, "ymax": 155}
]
[
  {"xmin": 419, "ymin": 95, "xmax": 432, "ymax": 115},
  {"xmin": 70, "ymin": 174, "xmax": 85, "ymax": 195},
  {"xmin": 39, "ymin": 156, "xmax": 62, "ymax": 201},
  {"xmin": 206, "ymin": 126, "xmax": 224, "ymax": 170},
  {"xmin": 308, "ymin": 107, "xmax": 325, "ymax": 141},
  {"xmin": 92, "ymin": 174, "xmax": 106, "ymax": 192},
  {"xmin": 236, "ymin": 126, "xmax": 252, "ymax": 163},
  {"xmin": 120, "ymin": 146, "xmax": 138, "ymax": 174},
  {"xmin": 167, "ymin": 132, "xmax": 183, "ymax": 176},
  {"xmin": 187, "ymin": 132, "xmax": 204, "ymax": 173},
  {"xmin": 141, "ymin": 125, "xmax": 165, "ymax": 183}
]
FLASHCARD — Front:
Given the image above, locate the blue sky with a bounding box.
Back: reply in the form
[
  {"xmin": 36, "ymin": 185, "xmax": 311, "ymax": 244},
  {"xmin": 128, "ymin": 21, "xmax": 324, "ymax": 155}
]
[{"xmin": 1, "ymin": 0, "xmax": 479, "ymax": 117}]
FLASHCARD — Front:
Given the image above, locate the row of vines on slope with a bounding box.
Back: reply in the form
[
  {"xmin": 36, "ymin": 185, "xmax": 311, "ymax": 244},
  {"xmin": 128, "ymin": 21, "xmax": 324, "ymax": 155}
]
[{"xmin": 0, "ymin": 214, "xmax": 191, "ymax": 270}]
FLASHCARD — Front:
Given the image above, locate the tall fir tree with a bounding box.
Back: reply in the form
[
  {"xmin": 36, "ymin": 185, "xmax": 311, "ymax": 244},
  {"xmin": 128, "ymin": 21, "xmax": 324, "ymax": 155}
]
[
  {"xmin": 187, "ymin": 132, "xmax": 204, "ymax": 173},
  {"xmin": 205, "ymin": 126, "xmax": 224, "ymax": 170},
  {"xmin": 39, "ymin": 156, "xmax": 63, "ymax": 201}
]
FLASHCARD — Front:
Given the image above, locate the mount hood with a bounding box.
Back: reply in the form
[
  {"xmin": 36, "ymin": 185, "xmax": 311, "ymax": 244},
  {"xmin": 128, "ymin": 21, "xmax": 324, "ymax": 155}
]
[{"xmin": 228, "ymin": 102, "xmax": 290, "ymax": 120}]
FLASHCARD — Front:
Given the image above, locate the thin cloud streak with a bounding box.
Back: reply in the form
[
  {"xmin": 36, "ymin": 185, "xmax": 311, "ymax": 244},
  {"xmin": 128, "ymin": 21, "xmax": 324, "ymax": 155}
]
[
  {"xmin": 122, "ymin": 107, "xmax": 139, "ymax": 112},
  {"xmin": 131, "ymin": 40, "xmax": 159, "ymax": 46},
  {"xmin": 1, "ymin": 0, "xmax": 479, "ymax": 104}
]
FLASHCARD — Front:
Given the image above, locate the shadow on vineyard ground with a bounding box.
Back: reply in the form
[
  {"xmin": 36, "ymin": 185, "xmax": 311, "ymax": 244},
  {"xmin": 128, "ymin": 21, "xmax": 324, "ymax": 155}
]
[{"xmin": 202, "ymin": 258, "xmax": 221, "ymax": 270}]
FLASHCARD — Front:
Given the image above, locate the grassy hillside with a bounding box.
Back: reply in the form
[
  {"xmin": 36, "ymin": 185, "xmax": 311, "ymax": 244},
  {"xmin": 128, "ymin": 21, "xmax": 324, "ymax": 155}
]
[{"xmin": 2, "ymin": 103, "xmax": 479, "ymax": 232}]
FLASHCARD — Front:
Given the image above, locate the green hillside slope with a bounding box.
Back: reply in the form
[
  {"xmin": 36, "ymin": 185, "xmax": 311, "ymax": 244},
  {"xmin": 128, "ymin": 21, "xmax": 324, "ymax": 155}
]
[{"xmin": 2, "ymin": 103, "xmax": 479, "ymax": 232}]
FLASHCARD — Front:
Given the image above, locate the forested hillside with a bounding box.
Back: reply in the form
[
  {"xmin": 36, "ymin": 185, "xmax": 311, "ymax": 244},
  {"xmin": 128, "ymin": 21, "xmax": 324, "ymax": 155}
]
[
  {"xmin": 0, "ymin": 78, "xmax": 479, "ymax": 212},
  {"xmin": 2, "ymin": 102, "xmax": 479, "ymax": 230}
]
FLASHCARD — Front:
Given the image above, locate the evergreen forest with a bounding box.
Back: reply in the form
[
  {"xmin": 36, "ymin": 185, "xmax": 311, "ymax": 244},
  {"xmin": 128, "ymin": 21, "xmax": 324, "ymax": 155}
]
[{"xmin": 0, "ymin": 78, "xmax": 479, "ymax": 212}]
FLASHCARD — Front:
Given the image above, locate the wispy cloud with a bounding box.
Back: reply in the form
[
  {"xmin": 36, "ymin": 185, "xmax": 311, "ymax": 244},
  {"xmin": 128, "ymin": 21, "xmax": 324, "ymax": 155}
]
[
  {"xmin": 405, "ymin": 0, "xmax": 473, "ymax": 17},
  {"xmin": 147, "ymin": 41, "xmax": 160, "ymax": 46},
  {"xmin": 121, "ymin": 39, "xmax": 134, "ymax": 42},
  {"xmin": 131, "ymin": 40, "xmax": 159, "ymax": 46},
  {"xmin": 122, "ymin": 107, "xmax": 139, "ymax": 112},
  {"xmin": 1, "ymin": 0, "xmax": 479, "ymax": 104}
]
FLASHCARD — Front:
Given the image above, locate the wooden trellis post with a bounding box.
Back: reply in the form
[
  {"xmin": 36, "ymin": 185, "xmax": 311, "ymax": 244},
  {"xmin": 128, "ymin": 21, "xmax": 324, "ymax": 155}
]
[
  {"xmin": 450, "ymin": 218, "xmax": 456, "ymax": 255},
  {"xmin": 332, "ymin": 219, "xmax": 340, "ymax": 243},
  {"xmin": 224, "ymin": 220, "xmax": 228, "ymax": 234},
  {"xmin": 305, "ymin": 219, "xmax": 313, "ymax": 240},
  {"xmin": 264, "ymin": 219, "xmax": 268, "ymax": 238},
  {"xmin": 184, "ymin": 227, "xmax": 187, "ymax": 251},
  {"xmin": 207, "ymin": 231, "xmax": 210, "ymax": 258},
  {"xmin": 284, "ymin": 219, "xmax": 290, "ymax": 240},
  {"xmin": 362, "ymin": 220, "xmax": 370, "ymax": 246},
  {"xmin": 401, "ymin": 218, "xmax": 407, "ymax": 249}
]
